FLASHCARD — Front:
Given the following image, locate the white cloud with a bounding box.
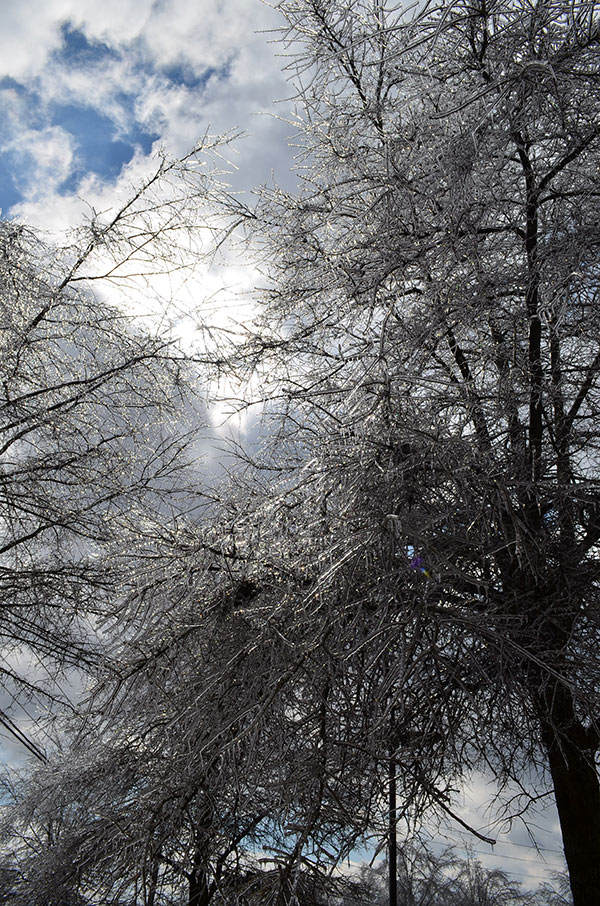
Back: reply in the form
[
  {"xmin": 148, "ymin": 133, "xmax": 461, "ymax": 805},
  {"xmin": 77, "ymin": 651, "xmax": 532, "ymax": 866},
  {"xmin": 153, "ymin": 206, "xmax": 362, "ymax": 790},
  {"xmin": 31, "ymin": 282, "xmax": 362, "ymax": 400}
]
[
  {"xmin": 0, "ymin": 0, "xmax": 73, "ymax": 81},
  {"xmin": 138, "ymin": 0, "xmax": 281, "ymax": 72},
  {"xmin": 2, "ymin": 125, "xmax": 76, "ymax": 201},
  {"xmin": 38, "ymin": 56, "xmax": 145, "ymax": 136},
  {"xmin": 3, "ymin": 0, "xmax": 295, "ymax": 226},
  {"xmin": 0, "ymin": 0, "xmax": 152, "ymax": 82},
  {"xmin": 68, "ymin": 0, "xmax": 155, "ymax": 45}
]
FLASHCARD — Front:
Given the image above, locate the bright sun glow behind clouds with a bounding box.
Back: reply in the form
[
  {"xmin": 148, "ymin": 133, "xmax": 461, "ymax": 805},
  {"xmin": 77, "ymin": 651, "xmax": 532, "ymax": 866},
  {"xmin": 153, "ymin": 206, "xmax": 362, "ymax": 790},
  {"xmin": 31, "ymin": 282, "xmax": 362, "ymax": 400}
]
[
  {"xmin": 0, "ymin": 0, "xmax": 296, "ymax": 455},
  {"xmin": 0, "ymin": 0, "xmax": 294, "ymax": 379}
]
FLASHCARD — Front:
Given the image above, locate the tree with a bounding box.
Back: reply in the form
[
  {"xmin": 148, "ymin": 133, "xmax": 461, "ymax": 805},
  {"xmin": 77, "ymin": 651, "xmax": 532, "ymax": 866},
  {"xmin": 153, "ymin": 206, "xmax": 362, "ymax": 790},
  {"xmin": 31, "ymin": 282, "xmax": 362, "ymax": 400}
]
[
  {"xmin": 537, "ymin": 872, "xmax": 575, "ymax": 906},
  {"xmin": 355, "ymin": 844, "xmax": 540, "ymax": 906},
  {"xmin": 0, "ymin": 137, "xmax": 226, "ymax": 743},
  {"xmin": 0, "ymin": 554, "xmax": 388, "ymax": 906},
  {"xmin": 3, "ymin": 0, "xmax": 600, "ymax": 903},
  {"xmin": 211, "ymin": 0, "xmax": 600, "ymax": 902}
]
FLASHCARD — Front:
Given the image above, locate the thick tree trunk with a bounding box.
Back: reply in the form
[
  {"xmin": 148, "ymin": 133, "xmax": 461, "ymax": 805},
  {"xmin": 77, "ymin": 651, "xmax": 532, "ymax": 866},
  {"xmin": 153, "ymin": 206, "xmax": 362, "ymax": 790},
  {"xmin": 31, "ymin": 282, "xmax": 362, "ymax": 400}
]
[
  {"xmin": 188, "ymin": 833, "xmax": 214, "ymax": 906},
  {"xmin": 189, "ymin": 867, "xmax": 212, "ymax": 906},
  {"xmin": 539, "ymin": 687, "xmax": 600, "ymax": 906}
]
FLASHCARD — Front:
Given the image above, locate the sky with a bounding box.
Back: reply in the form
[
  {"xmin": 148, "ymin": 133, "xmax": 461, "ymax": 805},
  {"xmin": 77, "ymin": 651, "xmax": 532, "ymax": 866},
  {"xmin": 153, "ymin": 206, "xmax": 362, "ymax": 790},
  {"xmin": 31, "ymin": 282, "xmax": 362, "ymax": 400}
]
[
  {"xmin": 0, "ymin": 0, "xmax": 568, "ymax": 893},
  {"xmin": 0, "ymin": 0, "xmax": 294, "ymax": 233}
]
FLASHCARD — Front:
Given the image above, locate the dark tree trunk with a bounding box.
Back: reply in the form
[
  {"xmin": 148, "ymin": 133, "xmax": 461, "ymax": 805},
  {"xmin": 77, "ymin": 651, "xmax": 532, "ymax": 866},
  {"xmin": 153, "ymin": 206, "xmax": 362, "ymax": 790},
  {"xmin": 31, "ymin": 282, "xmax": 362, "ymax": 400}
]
[
  {"xmin": 189, "ymin": 867, "xmax": 213, "ymax": 906},
  {"xmin": 539, "ymin": 685, "xmax": 600, "ymax": 906},
  {"xmin": 146, "ymin": 860, "xmax": 159, "ymax": 906},
  {"xmin": 188, "ymin": 830, "xmax": 215, "ymax": 906}
]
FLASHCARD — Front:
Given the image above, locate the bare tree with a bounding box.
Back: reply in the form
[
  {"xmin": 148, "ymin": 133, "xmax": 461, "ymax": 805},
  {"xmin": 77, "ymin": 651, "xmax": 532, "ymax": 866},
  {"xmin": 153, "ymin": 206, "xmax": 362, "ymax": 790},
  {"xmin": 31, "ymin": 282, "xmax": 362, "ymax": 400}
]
[
  {"xmin": 207, "ymin": 0, "xmax": 600, "ymax": 902},
  {"xmin": 3, "ymin": 1, "xmax": 600, "ymax": 903},
  {"xmin": 354, "ymin": 844, "xmax": 565, "ymax": 906},
  {"xmin": 0, "ymin": 136, "xmax": 230, "ymax": 739},
  {"xmin": 0, "ymin": 553, "xmax": 359, "ymax": 905},
  {"xmin": 0, "ymin": 478, "xmax": 455, "ymax": 906}
]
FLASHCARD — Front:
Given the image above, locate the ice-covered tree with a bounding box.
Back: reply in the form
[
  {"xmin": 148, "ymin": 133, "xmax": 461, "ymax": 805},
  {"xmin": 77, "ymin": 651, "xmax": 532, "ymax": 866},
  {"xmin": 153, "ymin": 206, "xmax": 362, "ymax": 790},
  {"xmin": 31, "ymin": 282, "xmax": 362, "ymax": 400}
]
[
  {"xmin": 219, "ymin": 0, "xmax": 600, "ymax": 902},
  {"xmin": 4, "ymin": 1, "xmax": 600, "ymax": 903},
  {"xmin": 0, "ymin": 139, "xmax": 226, "ymax": 740}
]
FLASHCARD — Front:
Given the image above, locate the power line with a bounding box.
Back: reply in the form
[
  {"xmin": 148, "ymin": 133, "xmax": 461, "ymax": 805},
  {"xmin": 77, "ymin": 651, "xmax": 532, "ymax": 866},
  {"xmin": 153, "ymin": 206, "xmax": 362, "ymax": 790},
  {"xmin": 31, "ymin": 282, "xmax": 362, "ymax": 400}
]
[{"xmin": 467, "ymin": 849, "xmax": 564, "ymax": 868}]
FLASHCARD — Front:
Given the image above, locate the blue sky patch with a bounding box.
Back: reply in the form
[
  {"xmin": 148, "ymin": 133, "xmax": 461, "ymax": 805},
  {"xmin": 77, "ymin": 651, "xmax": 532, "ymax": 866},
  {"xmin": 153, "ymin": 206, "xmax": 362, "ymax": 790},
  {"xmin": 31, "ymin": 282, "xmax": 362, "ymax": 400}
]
[
  {"xmin": 58, "ymin": 23, "xmax": 119, "ymax": 66},
  {"xmin": 0, "ymin": 76, "xmax": 27, "ymax": 95},
  {"xmin": 0, "ymin": 78, "xmax": 161, "ymax": 209},
  {"xmin": 50, "ymin": 102, "xmax": 159, "ymax": 192},
  {"xmin": 0, "ymin": 155, "xmax": 22, "ymax": 215},
  {"xmin": 160, "ymin": 62, "xmax": 225, "ymax": 91}
]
